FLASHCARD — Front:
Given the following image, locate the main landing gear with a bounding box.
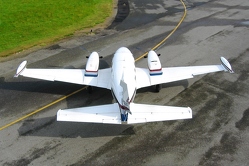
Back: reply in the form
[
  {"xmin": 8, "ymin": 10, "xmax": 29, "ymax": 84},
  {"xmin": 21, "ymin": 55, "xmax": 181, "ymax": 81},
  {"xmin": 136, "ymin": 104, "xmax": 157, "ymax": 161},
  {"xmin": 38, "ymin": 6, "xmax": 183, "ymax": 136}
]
[
  {"xmin": 87, "ymin": 86, "xmax": 93, "ymax": 94},
  {"xmin": 155, "ymin": 84, "xmax": 162, "ymax": 92}
]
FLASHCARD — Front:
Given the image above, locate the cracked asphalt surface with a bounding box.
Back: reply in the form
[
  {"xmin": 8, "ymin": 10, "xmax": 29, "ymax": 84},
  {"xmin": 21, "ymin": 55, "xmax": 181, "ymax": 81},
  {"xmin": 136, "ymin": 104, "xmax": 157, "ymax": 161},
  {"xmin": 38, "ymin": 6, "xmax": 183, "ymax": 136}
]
[{"xmin": 1, "ymin": 0, "xmax": 249, "ymax": 165}]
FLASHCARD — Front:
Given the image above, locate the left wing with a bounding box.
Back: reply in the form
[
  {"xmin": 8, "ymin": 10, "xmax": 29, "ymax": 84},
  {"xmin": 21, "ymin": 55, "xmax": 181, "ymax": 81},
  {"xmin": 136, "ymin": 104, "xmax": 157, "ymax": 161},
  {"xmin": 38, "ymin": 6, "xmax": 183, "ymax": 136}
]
[
  {"xmin": 136, "ymin": 57, "xmax": 233, "ymax": 89},
  {"xmin": 15, "ymin": 61, "xmax": 111, "ymax": 89}
]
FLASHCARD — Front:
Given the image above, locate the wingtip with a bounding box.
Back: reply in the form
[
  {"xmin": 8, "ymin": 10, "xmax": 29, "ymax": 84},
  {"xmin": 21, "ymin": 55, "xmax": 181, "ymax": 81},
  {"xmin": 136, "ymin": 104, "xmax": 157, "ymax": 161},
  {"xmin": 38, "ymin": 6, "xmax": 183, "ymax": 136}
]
[
  {"xmin": 15, "ymin": 61, "xmax": 28, "ymax": 77},
  {"xmin": 220, "ymin": 57, "xmax": 234, "ymax": 73}
]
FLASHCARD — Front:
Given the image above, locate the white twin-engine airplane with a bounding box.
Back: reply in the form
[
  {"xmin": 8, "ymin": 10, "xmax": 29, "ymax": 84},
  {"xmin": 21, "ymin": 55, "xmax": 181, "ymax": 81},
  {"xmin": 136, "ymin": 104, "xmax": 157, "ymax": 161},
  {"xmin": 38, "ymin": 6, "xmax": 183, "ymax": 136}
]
[{"xmin": 15, "ymin": 47, "xmax": 234, "ymax": 124}]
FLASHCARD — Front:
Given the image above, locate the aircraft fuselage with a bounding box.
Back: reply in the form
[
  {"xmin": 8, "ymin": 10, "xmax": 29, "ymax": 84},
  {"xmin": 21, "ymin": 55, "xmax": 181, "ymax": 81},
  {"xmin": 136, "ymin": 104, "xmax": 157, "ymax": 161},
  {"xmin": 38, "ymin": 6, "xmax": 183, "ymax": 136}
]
[{"xmin": 111, "ymin": 47, "xmax": 136, "ymax": 121}]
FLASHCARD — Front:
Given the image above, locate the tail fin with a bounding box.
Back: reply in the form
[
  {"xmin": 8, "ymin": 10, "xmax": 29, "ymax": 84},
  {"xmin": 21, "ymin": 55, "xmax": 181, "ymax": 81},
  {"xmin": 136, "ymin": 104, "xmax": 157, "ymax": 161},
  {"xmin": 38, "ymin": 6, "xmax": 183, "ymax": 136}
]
[{"xmin": 128, "ymin": 103, "xmax": 192, "ymax": 124}]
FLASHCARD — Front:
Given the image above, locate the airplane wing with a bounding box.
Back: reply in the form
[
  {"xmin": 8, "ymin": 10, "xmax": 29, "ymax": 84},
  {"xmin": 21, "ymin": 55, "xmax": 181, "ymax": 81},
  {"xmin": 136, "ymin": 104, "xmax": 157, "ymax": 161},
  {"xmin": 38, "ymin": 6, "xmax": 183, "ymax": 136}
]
[
  {"xmin": 136, "ymin": 56, "xmax": 234, "ymax": 89},
  {"xmin": 128, "ymin": 103, "xmax": 192, "ymax": 124},
  {"xmin": 15, "ymin": 61, "xmax": 111, "ymax": 89},
  {"xmin": 57, "ymin": 103, "xmax": 121, "ymax": 124},
  {"xmin": 136, "ymin": 65, "xmax": 224, "ymax": 89}
]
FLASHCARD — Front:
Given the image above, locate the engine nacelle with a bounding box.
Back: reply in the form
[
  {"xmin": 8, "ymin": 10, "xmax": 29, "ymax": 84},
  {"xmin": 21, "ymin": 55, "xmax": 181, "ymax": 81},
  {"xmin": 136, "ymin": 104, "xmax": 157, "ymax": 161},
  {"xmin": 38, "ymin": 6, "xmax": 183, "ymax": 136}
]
[
  {"xmin": 85, "ymin": 52, "xmax": 99, "ymax": 77},
  {"xmin": 147, "ymin": 50, "xmax": 163, "ymax": 76}
]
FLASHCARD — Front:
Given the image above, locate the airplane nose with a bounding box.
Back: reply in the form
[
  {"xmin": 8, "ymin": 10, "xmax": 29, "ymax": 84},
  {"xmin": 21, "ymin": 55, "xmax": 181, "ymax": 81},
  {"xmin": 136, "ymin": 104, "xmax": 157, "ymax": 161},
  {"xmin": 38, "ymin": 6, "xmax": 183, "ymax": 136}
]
[{"xmin": 116, "ymin": 47, "xmax": 131, "ymax": 54}]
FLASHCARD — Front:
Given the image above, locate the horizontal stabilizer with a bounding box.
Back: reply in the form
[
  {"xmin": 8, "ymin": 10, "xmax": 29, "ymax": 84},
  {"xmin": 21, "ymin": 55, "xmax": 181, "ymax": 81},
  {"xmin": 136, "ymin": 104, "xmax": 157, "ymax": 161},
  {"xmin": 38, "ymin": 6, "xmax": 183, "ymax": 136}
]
[
  {"xmin": 128, "ymin": 103, "xmax": 192, "ymax": 124},
  {"xmin": 57, "ymin": 103, "xmax": 121, "ymax": 124}
]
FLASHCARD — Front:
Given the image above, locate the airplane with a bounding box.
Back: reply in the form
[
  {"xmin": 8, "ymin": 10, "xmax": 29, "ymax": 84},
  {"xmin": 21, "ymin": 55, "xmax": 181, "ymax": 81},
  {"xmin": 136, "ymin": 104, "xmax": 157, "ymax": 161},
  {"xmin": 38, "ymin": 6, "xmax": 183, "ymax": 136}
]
[{"xmin": 15, "ymin": 47, "xmax": 234, "ymax": 124}]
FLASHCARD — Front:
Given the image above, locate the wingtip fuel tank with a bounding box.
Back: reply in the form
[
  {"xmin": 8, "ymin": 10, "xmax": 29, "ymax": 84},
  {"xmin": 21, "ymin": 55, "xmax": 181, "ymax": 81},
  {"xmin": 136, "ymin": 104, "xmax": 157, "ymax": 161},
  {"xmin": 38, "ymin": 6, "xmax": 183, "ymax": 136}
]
[
  {"xmin": 14, "ymin": 60, "xmax": 27, "ymax": 77},
  {"xmin": 220, "ymin": 57, "xmax": 234, "ymax": 73}
]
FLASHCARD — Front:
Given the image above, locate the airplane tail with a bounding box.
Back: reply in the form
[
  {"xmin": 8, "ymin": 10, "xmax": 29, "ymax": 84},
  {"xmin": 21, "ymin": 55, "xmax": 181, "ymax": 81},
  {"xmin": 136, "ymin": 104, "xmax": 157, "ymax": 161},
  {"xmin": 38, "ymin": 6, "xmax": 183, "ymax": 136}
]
[{"xmin": 57, "ymin": 103, "xmax": 192, "ymax": 124}]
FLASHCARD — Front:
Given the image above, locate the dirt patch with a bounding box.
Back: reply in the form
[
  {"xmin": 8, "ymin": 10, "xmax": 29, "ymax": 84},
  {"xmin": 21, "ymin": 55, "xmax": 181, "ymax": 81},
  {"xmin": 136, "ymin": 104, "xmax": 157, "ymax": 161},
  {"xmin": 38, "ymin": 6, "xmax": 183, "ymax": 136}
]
[
  {"xmin": 199, "ymin": 131, "xmax": 240, "ymax": 165},
  {"xmin": 235, "ymin": 108, "xmax": 249, "ymax": 131}
]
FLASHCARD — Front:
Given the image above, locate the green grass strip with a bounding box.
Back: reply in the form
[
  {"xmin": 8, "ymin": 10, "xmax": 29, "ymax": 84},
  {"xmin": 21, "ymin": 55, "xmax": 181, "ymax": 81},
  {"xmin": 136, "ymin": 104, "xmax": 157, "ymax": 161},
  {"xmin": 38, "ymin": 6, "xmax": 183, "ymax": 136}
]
[{"xmin": 0, "ymin": 0, "xmax": 113, "ymax": 57}]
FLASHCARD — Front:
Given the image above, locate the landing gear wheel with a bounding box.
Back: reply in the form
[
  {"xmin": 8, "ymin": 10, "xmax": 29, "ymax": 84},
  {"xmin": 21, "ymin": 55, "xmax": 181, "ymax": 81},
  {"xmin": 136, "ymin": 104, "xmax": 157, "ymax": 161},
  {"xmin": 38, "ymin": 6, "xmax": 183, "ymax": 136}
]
[
  {"xmin": 87, "ymin": 86, "xmax": 93, "ymax": 94},
  {"xmin": 155, "ymin": 84, "xmax": 162, "ymax": 92}
]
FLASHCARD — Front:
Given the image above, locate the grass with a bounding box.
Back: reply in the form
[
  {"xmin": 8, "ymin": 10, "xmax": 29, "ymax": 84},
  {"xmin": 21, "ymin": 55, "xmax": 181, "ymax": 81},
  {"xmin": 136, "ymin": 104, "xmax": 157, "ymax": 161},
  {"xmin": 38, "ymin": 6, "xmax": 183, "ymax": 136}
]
[{"xmin": 0, "ymin": 0, "xmax": 113, "ymax": 57}]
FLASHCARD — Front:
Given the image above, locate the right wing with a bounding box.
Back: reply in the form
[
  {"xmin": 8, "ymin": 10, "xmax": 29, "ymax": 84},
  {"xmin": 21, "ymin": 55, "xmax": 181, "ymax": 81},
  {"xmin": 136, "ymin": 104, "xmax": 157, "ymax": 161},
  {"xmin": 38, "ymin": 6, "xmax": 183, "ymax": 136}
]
[
  {"xmin": 57, "ymin": 103, "xmax": 121, "ymax": 124},
  {"xmin": 136, "ymin": 65, "xmax": 224, "ymax": 89},
  {"xmin": 128, "ymin": 103, "xmax": 192, "ymax": 124},
  {"xmin": 15, "ymin": 61, "xmax": 111, "ymax": 89},
  {"xmin": 136, "ymin": 57, "xmax": 233, "ymax": 89}
]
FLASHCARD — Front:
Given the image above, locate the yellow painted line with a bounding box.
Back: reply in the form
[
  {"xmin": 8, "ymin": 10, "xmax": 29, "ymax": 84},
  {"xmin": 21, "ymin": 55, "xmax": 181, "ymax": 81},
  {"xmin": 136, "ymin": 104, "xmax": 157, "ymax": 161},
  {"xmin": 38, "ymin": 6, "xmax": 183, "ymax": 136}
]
[
  {"xmin": 0, "ymin": 87, "xmax": 86, "ymax": 131},
  {"xmin": 0, "ymin": 0, "xmax": 187, "ymax": 131},
  {"xmin": 135, "ymin": 0, "xmax": 187, "ymax": 62}
]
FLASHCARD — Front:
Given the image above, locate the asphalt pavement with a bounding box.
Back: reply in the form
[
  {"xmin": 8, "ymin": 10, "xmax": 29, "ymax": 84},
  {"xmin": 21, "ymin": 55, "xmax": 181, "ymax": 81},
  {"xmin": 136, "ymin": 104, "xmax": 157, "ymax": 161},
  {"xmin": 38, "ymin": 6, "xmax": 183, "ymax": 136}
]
[{"xmin": 1, "ymin": 0, "xmax": 249, "ymax": 165}]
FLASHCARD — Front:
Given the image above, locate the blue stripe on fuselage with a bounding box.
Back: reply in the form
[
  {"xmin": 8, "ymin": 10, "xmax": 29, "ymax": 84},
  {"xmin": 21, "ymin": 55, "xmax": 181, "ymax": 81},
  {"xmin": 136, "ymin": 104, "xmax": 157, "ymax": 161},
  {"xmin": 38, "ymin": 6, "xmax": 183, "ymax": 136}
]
[
  {"xmin": 84, "ymin": 74, "xmax": 98, "ymax": 77},
  {"xmin": 150, "ymin": 72, "xmax": 163, "ymax": 76}
]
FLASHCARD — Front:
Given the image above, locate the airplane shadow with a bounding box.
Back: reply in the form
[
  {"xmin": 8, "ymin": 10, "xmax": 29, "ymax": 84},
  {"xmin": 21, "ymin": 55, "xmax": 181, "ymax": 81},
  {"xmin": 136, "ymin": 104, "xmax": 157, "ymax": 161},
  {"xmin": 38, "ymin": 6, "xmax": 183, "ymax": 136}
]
[
  {"xmin": 6, "ymin": 57, "xmax": 188, "ymax": 138},
  {"xmin": 14, "ymin": 80, "xmax": 188, "ymax": 138},
  {"xmin": 0, "ymin": 79, "xmax": 83, "ymax": 95},
  {"xmin": 16, "ymin": 80, "xmax": 188, "ymax": 138},
  {"xmin": 18, "ymin": 116, "xmax": 135, "ymax": 138}
]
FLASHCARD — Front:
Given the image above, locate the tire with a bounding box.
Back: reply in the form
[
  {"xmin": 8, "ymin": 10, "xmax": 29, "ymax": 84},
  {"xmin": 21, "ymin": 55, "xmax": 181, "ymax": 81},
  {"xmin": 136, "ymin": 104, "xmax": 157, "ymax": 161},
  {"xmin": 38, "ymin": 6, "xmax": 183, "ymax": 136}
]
[
  {"xmin": 155, "ymin": 84, "xmax": 162, "ymax": 92},
  {"xmin": 87, "ymin": 86, "xmax": 93, "ymax": 94}
]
